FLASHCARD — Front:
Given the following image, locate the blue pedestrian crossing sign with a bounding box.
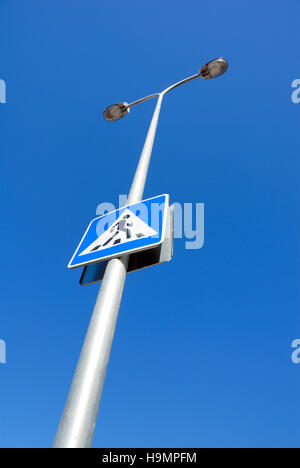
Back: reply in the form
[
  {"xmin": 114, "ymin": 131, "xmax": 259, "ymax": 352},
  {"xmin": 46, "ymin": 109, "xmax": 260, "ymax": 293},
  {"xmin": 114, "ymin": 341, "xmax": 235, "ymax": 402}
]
[{"xmin": 68, "ymin": 194, "xmax": 169, "ymax": 269}]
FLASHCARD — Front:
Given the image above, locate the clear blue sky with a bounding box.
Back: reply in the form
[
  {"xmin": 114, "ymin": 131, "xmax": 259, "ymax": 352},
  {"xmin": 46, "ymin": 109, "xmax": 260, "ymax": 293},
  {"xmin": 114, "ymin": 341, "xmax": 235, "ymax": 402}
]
[{"xmin": 0, "ymin": 0, "xmax": 299, "ymax": 448}]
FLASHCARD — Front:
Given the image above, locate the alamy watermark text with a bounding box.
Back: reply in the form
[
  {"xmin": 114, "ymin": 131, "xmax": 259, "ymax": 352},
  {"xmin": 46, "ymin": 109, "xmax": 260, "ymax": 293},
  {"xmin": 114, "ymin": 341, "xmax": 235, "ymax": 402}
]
[
  {"xmin": 0, "ymin": 339, "xmax": 6, "ymax": 364},
  {"xmin": 291, "ymin": 79, "xmax": 300, "ymax": 104},
  {"xmin": 0, "ymin": 79, "xmax": 6, "ymax": 103},
  {"xmin": 96, "ymin": 195, "xmax": 204, "ymax": 250},
  {"xmin": 291, "ymin": 339, "xmax": 300, "ymax": 364}
]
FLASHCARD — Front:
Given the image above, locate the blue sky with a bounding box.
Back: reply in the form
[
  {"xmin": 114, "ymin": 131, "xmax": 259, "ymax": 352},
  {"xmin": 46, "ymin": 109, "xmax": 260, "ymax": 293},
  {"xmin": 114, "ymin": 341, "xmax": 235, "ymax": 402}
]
[{"xmin": 0, "ymin": 0, "xmax": 299, "ymax": 448}]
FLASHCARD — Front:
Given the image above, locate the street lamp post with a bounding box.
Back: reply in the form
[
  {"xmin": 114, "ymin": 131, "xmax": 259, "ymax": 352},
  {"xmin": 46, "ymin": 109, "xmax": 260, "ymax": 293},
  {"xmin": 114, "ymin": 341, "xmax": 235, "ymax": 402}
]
[{"xmin": 53, "ymin": 58, "xmax": 228, "ymax": 449}]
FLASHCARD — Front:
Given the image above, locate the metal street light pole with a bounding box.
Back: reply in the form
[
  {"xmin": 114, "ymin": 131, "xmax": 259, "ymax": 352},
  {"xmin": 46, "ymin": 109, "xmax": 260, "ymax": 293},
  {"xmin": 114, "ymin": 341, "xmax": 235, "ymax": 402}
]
[{"xmin": 53, "ymin": 58, "xmax": 228, "ymax": 449}]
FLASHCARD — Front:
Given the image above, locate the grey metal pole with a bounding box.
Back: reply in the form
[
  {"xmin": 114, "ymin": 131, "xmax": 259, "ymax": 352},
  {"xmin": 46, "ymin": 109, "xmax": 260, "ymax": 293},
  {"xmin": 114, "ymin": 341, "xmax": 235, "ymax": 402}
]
[{"xmin": 53, "ymin": 95, "xmax": 164, "ymax": 448}]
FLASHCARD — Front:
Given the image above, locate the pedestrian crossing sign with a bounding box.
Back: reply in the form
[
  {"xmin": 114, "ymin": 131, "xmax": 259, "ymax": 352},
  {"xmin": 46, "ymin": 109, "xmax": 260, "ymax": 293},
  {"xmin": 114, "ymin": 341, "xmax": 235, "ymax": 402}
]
[{"xmin": 68, "ymin": 194, "xmax": 169, "ymax": 269}]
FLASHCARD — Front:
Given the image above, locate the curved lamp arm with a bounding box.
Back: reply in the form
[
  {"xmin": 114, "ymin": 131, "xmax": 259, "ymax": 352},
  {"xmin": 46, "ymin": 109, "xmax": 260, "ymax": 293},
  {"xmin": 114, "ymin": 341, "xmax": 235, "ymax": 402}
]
[
  {"xmin": 127, "ymin": 72, "xmax": 200, "ymax": 109},
  {"xmin": 103, "ymin": 58, "xmax": 228, "ymax": 121},
  {"xmin": 128, "ymin": 93, "xmax": 160, "ymax": 109},
  {"xmin": 103, "ymin": 57, "xmax": 228, "ymax": 204},
  {"xmin": 160, "ymin": 72, "xmax": 201, "ymax": 97}
]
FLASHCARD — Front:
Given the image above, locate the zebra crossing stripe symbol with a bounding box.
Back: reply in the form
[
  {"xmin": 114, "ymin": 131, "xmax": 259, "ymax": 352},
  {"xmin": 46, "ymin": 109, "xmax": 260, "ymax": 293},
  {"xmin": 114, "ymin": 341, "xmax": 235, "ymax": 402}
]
[{"xmin": 79, "ymin": 209, "xmax": 157, "ymax": 256}]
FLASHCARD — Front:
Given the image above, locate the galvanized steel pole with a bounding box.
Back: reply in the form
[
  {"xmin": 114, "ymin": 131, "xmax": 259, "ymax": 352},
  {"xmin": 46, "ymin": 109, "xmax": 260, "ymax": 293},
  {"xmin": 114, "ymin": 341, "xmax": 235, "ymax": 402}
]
[{"xmin": 53, "ymin": 95, "xmax": 164, "ymax": 448}]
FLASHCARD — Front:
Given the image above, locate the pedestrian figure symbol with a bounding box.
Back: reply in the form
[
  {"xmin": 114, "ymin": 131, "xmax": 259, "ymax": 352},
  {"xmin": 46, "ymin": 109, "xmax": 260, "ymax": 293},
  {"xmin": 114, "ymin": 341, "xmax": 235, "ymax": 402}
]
[{"xmin": 79, "ymin": 209, "xmax": 157, "ymax": 256}]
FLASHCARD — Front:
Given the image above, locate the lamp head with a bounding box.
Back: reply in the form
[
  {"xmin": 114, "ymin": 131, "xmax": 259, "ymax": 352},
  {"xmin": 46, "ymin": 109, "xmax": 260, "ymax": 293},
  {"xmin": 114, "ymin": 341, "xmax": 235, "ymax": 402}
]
[
  {"xmin": 199, "ymin": 57, "xmax": 228, "ymax": 80},
  {"xmin": 103, "ymin": 102, "xmax": 130, "ymax": 122}
]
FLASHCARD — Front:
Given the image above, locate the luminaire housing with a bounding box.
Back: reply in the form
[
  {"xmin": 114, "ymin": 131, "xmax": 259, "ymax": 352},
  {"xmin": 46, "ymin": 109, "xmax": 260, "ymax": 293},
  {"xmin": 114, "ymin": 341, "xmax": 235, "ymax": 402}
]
[{"xmin": 199, "ymin": 58, "xmax": 228, "ymax": 80}]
